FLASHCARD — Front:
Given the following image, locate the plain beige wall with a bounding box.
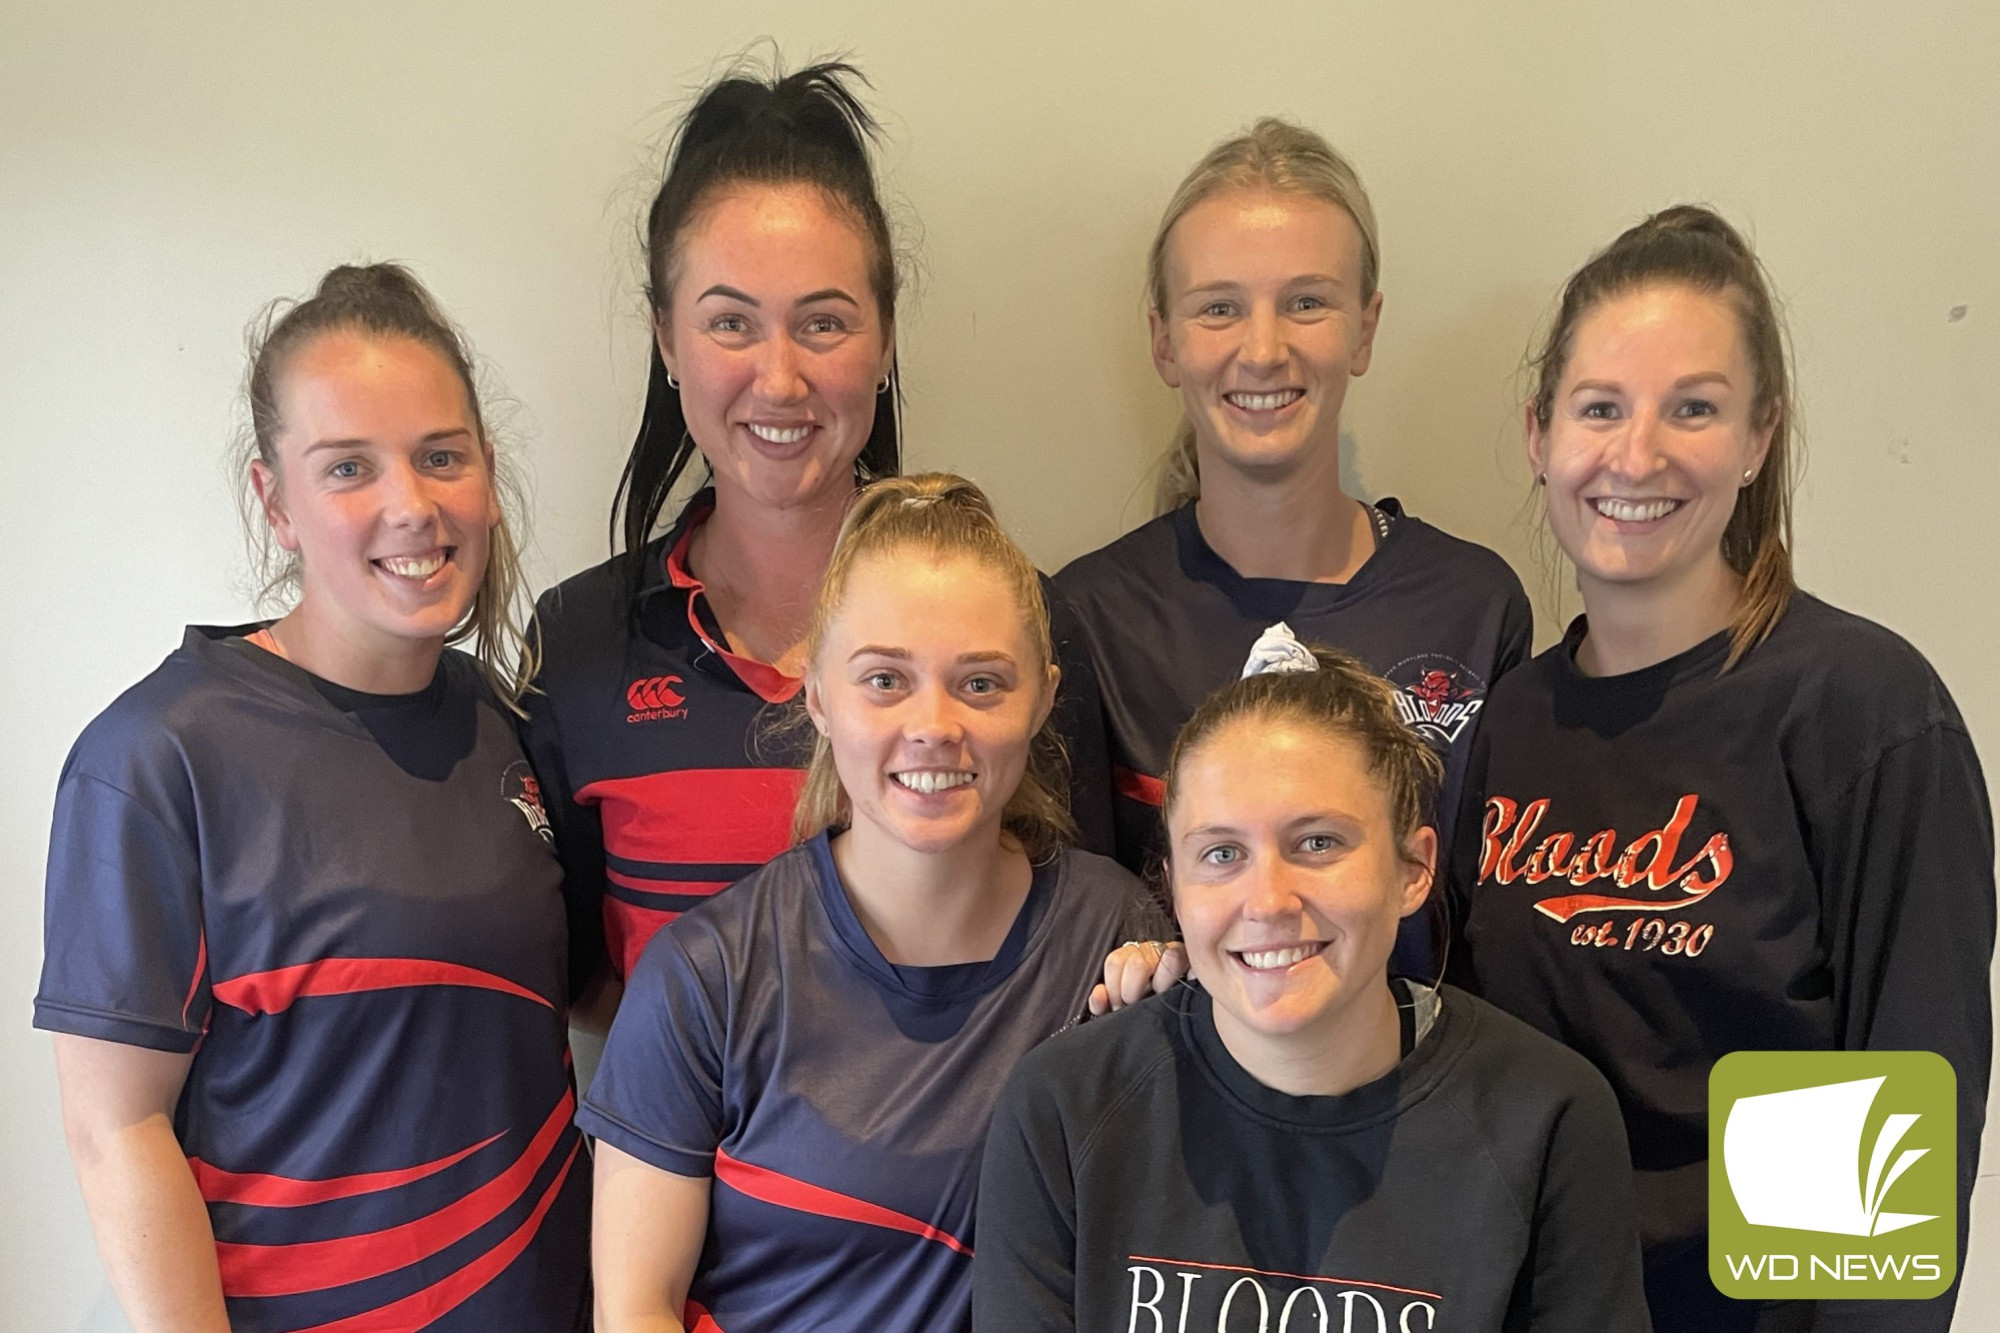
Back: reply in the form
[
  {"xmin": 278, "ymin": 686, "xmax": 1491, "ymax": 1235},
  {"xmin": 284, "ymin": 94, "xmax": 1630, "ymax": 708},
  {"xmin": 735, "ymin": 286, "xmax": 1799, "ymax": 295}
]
[{"xmin": 3, "ymin": 2, "xmax": 1994, "ymax": 1327}]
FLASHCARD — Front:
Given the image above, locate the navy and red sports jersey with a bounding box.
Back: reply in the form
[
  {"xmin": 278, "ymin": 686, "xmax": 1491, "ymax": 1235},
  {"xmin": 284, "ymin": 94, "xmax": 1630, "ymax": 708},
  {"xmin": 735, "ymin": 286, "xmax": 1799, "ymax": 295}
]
[
  {"xmin": 578, "ymin": 834, "xmax": 1153, "ymax": 1333},
  {"xmin": 35, "ymin": 629, "xmax": 589, "ymax": 1333},
  {"xmin": 1056, "ymin": 499, "xmax": 1532, "ymax": 882},
  {"xmin": 523, "ymin": 490, "xmax": 1116, "ymax": 982},
  {"xmin": 1452, "ymin": 596, "xmax": 1992, "ymax": 1331}
]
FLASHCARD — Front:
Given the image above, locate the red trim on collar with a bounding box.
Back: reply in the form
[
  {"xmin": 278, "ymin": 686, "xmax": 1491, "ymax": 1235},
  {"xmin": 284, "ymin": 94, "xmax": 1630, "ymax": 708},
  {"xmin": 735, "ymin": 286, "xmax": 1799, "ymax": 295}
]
[{"xmin": 664, "ymin": 507, "xmax": 804, "ymax": 704}]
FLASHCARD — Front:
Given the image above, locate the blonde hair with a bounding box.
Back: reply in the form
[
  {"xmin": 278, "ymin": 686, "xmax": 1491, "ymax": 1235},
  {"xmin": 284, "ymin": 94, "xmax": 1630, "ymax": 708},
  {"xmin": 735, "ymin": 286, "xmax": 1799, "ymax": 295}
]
[
  {"xmin": 1527, "ymin": 205, "xmax": 1799, "ymax": 668},
  {"xmin": 233, "ymin": 263, "xmax": 537, "ymax": 707},
  {"xmin": 1148, "ymin": 118, "xmax": 1381, "ymax": 513},
  {"xmin": 792, "ymin": 473, "xmax": 1076, "ymax": 859}
]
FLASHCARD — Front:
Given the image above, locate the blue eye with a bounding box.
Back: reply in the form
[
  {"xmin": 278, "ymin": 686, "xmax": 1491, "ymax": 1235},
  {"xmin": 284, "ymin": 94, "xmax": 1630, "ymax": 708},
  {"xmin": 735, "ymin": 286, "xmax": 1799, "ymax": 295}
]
[
  {"xmin": 330, "ymin": 459, "xmax": 361, "ymax": 479},
  {"xmin": 1201, "ymin": 843, "xmax": 1242, "ymax": 866},
  {"xmin": 1300, "ymin": 833, "xmax": 1339, "ymax": 854},
  {"xmin": 1198, "ymin": 301, "xmax": 1235, "ymax": 319},
  {"xmin": 964, "ymin": 676, "xmax": 998, "ymax": 696},
  {"xmin": 865, "ymin": 670, "xmax": 899, "ymax": 691},
  {"xmin": 425, "ymin": 449, "xmax": 456, "ymax": 469}
]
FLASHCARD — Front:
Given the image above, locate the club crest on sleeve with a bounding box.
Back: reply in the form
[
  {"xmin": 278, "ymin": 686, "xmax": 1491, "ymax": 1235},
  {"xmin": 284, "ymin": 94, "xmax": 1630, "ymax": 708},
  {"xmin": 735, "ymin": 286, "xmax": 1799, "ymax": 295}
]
[
  {"xmin": 503, "ymin": 762, "xmax": 555, "ymax": 844},
  {"xmin": 625, "ymin": 675, "xmax": 689, "ymax": 724}
]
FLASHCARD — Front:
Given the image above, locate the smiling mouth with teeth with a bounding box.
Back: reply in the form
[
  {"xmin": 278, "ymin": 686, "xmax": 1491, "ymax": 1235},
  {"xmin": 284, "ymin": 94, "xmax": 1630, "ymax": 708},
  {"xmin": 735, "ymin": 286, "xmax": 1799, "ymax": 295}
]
[
  {"xmin": 1234, "ymin": 942, "xmax": 1328, "ymax": 971},
  {"xmin": 1223, "ymin": 389, "xmax": 1305, "ymax": 412},
  {"xmin": 1592, "ymin": 497, "xmax": 1681, "ymax": 523},
  {"xmin": 376, "ymin": 550, "xmax": 450, "ymax": 579},
  {"xmin": 894, "ymin": 770, "xmax": 975, "ymax": 795},
  {"xmin": 746, "ymin": 423, "xmax": 813, "ymax": 445}
]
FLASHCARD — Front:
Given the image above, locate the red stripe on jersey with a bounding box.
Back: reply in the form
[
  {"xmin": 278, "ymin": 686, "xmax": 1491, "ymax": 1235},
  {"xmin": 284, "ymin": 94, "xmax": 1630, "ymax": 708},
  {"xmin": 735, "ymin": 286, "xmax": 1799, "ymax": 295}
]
[
  {"xmin": 215, "ymin": 1089, "xmax": 575, "ymax": 1297},
  {"xmin": 607, "ymin": 898, "xmax": 682, "ymax": 981},
  {"xmin": 664, "ymin": 517, "xmax": 803, "ymax": 705},
  {"xmin": 685, "ymin": 1300, "xmax": 724, "ymax": 1332},
  {"xmin": 580, "ymin": 768, "xmax": 805, "ymax": 865},
  {"xmin": 1114, "ymin": 765, "xmax": 1166, "ymax": 808},
  {"xmin": 182, "ymin": 930, "xmax": 207, "ymax": 1029},
  {"xmin": 211, "ymin": 958, "xmax": 553, "ymax": 1015},
  {"xmin": 190, "ymin": 1132, "xmax": 503, "ymax": 1208},
  {"xmin": 293, "ymin": 1138, "xmax": 582, "ymax": 1333},
  {"xmin": 714, "ymin": 1148, "xmax": 971, "ymax": 1258}
]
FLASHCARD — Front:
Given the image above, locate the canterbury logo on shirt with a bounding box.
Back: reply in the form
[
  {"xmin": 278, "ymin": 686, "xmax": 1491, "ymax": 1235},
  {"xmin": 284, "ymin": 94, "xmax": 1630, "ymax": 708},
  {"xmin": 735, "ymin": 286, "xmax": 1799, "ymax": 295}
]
[
  {"xmin": 1479, "ymin": 793, "xmax": 1732, "ymax": 949},
  {"xmin": 626, "ymin": 675, "xmax": 688, "ymax": 723}
]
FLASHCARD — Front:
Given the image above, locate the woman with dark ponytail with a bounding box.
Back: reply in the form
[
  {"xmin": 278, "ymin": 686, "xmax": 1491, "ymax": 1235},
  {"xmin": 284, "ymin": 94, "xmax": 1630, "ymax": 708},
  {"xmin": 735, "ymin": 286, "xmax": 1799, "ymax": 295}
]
[
  {"xmin": 525, "ymin": 59, "xmax": 1114, "ymax": 994},
  {"xmin": 35, "ymin": 264, "xmax": 589, "ymax": 1331},
  {"xmin": 1452, "ymin": 205, "xmax": 1992, "ymax": 1331}
]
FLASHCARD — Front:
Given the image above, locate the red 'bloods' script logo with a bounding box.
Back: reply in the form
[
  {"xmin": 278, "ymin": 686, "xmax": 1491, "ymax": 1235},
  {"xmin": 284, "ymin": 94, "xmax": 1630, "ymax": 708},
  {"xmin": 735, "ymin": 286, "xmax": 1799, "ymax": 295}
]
[
  {"xmin": 1480, "ymin": 793, "xmax": 1732, "ymax": 921},
  {"xmin": 626, "ymin": 675, "xmax": 688, "ymax": 724}
]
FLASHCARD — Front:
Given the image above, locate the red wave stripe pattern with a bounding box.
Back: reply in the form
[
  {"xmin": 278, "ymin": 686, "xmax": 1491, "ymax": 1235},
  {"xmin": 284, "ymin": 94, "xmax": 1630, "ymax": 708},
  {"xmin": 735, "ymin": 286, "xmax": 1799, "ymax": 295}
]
[
  {"xmin": 294, "ymin": 1139, "xmax": 582, "ymax": 1333},
  {"xmin": 579, "ymin": 768, "xmax": 807, "ymax": 866},
  {"xmin": 182, "ymin": 930, "xmax": 207, "ymax": 1029},
  {"xmin": 214, "ymin": 1089, "xmax": 575, "ymax": 1298},
  {"xmin": 714, "ymin": 1148, "xmax": 971, "ymax": 1258},
  {"xmin": 210, "ymin": 958, "xmax": 553, "ymax": 1016},
  {"xmin": 190, "ymin": 1132, "xmax": 503, "ymax": 1209},
  {"xmin": 1113, "ymin": 765, "xmax": 1166, "ymax": 808}
]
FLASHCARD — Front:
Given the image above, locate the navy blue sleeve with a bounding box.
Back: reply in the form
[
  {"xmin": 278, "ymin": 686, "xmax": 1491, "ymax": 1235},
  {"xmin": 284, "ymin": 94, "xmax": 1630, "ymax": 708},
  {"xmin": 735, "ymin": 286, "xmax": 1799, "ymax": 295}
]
[
  {"xmin": 575, "ymin": 922, "xmax": 728, "ymax": 1178},
  {"xmin": 973, "ymin": 1050, "xmax": 1081, "ymax": 1332},
  {"xmin": 1044, "ymin": 575, "xmax": 1116, "ymax": 858},
  {"xmin": 36, "ymin": 758, "xmax": 209, "ymax": 1053},
  {"xmin": 1494, "ymin": 578, "xmax": 1534, "ymax": 681}
]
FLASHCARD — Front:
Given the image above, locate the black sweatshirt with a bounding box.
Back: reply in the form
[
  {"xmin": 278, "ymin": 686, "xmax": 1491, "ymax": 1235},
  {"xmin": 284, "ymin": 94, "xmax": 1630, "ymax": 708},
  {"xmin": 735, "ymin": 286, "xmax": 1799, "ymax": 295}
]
[
  {"xmin": 1452, "ymin": 594, "xmax": 1994, "ymax": 1332},
  {"xmin": 974, "ymin": 983, "xmax": 1650, "ymax": 1332}
]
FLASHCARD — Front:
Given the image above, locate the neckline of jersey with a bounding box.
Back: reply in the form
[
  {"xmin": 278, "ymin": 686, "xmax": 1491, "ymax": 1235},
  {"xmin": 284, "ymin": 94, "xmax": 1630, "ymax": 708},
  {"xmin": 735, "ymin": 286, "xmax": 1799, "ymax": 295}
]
[
  {"xmin": 1178, "ymin": 979, "xmax": 1468, "ymax": 1131},
  {"xmin": 1170, "ymin": 498, "xmax": 1410, "ymax": 615},
  {"xmin": 188, "ymin": 624, "xmax": 446, "ymax": 742},
  {"xmin": 805, "ymin": 831, "xmax": 1058, "ymax": 1006},
  {"xmin": 1554, "ymin": 610, "xmax": 1739, "ymax": 696},
  {"xmin": 653, "ymin": 491, "xmax": 804, "ymax": 705}
]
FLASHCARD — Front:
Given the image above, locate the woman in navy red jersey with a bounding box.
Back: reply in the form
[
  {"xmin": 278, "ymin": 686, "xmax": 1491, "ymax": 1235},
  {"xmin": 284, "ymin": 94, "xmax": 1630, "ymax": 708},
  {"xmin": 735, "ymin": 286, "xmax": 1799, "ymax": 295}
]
[
  {"xmin": 1056, "ymin": 119, "xmax": 1530, "ymax": 969},
  {"xmin": 35, "ymin": 266, "xmax": 588, "ymax": 1331},
  {"xmin": 584, "ymin": 474, "xmax": 1155, "ymax": 1332},
  {"xmin": 524, "ymin": 60, "xmax": 1114, "ymax": 992},
  {"xmin": 1452, "ymin": 206, "xmax": 1993, "ymax": 1331},
  {"xmin": 976, "ymin": 639, "xmax": 1649, "ymax": 1331}
]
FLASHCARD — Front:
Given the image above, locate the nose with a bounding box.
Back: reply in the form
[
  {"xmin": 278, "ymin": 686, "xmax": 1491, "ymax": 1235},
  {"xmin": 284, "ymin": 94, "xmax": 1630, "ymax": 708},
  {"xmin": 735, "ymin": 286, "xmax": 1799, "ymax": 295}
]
[
  {"xmin": 903, "ymin": 681, "xmax": 965, "ymax": 748},
  {"xmin": 379, "ymin": 456, "xmax": 440, "ymax": 528},
  {"xmin": 1239, "ymin": 304, "xmax": 1286, "ymax": 373},
  {"xmin": 1241, "ymin": 855, "xmax": 1304, "ymax": 921},
  {"xmin": 754, "ymin": 332, "xmax": 809, "ymax": 405},
  {"xmin": 1604, "ymin": 404, "xmax": 1668, "ymax": 481}
]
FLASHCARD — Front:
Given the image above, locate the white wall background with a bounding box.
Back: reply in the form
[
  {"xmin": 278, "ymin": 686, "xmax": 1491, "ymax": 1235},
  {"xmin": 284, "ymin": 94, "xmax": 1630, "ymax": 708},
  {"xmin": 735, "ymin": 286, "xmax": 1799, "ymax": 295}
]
[{"xmin": 3, "ymin": 2, "xmax": 1994, "ymax": 1327}]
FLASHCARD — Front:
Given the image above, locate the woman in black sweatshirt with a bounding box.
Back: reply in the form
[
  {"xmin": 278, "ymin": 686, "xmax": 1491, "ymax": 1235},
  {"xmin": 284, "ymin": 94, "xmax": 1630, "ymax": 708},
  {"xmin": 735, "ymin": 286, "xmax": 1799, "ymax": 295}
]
[{"xmin": 1453, "ymin": 206, "xmax": 1992, "ymax": 1332}]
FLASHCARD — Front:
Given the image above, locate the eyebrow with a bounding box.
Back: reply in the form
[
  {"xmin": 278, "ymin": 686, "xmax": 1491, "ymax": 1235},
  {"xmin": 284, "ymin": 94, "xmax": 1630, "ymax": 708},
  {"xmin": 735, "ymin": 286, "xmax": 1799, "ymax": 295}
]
[
  {"xmin": 697, "ymin": 284, "xmax": 861, "ymax": 309},
  {"xmin": 846, "ymin": 646, "xmax": 1019, "ymax": 665},
  {"xmin": 1182, "ymin": 274, "xmax": 1345, "ymax": 296},
  {"xmin": 301, "ymin": 428, "xmax": 472, "ymax": 455},
  {"xmin": 1569, "ymin": 372, "xmax": 1733, "ymax": 395}
]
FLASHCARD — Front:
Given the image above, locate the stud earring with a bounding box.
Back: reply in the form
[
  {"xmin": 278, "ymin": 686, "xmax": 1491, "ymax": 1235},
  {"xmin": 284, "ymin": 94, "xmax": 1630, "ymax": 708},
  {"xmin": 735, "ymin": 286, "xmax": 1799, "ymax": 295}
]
[
  {"xmin": 1537, "ymin": 472, "xmax": 1547, "ymax": 486},
  {"xmin": 1742, "ymin": 468, "xmax": 1756, "ymax": 484}
]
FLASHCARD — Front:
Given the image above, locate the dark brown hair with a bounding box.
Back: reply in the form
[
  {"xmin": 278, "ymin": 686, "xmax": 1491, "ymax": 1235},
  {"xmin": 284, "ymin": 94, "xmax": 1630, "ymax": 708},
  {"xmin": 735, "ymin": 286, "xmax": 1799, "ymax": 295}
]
[
  {"xmin": 612, "ymin": 57, "xmax": 902, "ymax": 601},
  {"xmin": 1528, "ymin": 204, "xmax": 1799, "ymax": 667},
  {"xmin": 1162, "ymin": 646, "xmax": 1441, "ymax": 864}
]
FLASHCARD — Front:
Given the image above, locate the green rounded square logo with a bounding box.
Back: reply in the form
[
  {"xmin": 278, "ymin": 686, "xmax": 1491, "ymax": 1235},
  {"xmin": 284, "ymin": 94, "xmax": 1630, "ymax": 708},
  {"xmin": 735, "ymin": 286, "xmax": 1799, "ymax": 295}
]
[{"xmin": 1709, "ymin": 1050, "xmax": 1955, "ymax": 1299}]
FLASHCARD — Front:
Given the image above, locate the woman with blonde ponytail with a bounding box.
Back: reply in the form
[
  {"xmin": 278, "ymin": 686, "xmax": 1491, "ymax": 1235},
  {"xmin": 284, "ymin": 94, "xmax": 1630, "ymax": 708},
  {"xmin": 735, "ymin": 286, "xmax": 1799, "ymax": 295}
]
[
  {"xmin": 585, "ymin": 474, "xmax": 1154, "ymax": 1333},
  {"xmin": 1057, "ymin": 118, "xmax": 1531, "ymax": 978},
  {"xmin": 1453, "ymin": 205, "xmax": 1993, "ymax": 1332}
]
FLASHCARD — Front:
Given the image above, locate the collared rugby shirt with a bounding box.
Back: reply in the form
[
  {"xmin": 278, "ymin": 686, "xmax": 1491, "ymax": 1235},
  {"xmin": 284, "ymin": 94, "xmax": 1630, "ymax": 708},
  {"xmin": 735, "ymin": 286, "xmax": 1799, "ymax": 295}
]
[
  {"xmin": 36, "ymin": 629, "xmax": 589, "ymax": 1332},
  {"xmin": 524, "ymin": 491, "xmax": 1115, "ymax": 982}
]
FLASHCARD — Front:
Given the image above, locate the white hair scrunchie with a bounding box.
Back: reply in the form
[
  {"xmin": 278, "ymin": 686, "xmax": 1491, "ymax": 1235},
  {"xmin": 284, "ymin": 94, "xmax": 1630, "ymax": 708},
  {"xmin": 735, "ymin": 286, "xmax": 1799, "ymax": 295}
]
[{"xmin": 1239, "ymin": 622, "xmax": 1319, "ymax": 679}]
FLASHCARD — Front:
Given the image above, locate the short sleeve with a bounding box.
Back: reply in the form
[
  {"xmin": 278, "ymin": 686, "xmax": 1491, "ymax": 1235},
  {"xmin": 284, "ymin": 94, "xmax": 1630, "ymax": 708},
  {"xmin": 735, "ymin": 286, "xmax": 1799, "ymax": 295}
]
[
  {"xmin": 36, "ymin": 770, "xmax": 209, "ymax": 1052},
  {"xmin": 576, "ymin": 924, "xmax": 729, "ymax": 1178}
]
